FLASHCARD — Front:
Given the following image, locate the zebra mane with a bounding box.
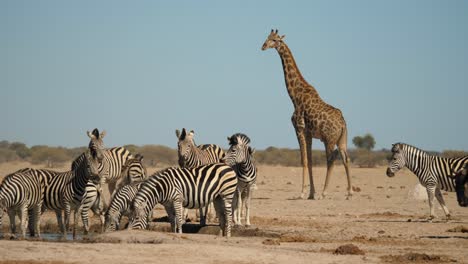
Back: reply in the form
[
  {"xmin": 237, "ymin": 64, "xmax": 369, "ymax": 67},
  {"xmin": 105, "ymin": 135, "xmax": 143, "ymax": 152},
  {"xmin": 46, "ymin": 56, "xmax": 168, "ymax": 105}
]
[
  {"xmin": 92, "ymin": 128, "xmax": 100, "ymax": 139},
  {"xmin": 393, "ymin": 142, "xmax": 429, "ymax": 157},
  {"xmin": 228, "ymin": 133, "xmax": 251, "ymax": 146}
]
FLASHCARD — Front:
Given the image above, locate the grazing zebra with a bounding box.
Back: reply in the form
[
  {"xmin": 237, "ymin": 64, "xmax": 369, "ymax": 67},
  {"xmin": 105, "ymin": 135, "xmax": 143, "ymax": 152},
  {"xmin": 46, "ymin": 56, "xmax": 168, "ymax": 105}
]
[
  {"xmin": 175, "ymin": 128, "xmax": 225, "ymax": 225},
  {"xmin": 386, "ymin": 143, "xmax": 468, "ymax": 220},
  {"xmin": 42, "ymin": 150, "xmax": 102, "ymax": 239},
  {"xmin": 104, "ymin": 155, "xmax": 149, "ymax": 232},
  {"xmin": 454, "ymin": 163, "xmax": 468, "ymax": 207},
  {"xmin": 223, "ymin": 133, "xmax": 257, "ymax": 226},
  {"xmin": 104, "ymin": 183, "xmax": 142, "ymax": 232},
  {"xmin": 129, "ymin": 163, "xmax": 237, "ymax": 237},
  {"xmin": 0, "ymin": 168, "xmax": 43, "ymax": 238}
]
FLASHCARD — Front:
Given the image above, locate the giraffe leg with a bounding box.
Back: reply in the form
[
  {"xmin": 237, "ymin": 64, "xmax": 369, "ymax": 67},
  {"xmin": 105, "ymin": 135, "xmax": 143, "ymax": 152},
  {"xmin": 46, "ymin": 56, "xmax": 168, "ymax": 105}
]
[
  {"xmin": 338, "ymin": 129, "xmax": 353, "ymax": 199},
  {"xmin": 435, "ymin": 188, "xmax": 451, "ymax": 220},
  {"xmin": 305, "ymin": 132, "xmax": 316, "ymax": 200},
  {"xmin": 292, "ymin": 116, "xmax": 310, "ymax": 199},
  {"xmin": 319, "ymin": 143, "xmax": 337, "ymax": 199}
]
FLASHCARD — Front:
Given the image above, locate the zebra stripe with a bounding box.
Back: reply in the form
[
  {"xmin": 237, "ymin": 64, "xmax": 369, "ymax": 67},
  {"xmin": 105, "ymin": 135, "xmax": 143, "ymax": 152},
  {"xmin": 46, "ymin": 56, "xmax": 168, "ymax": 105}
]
[
  {"xmin": 386, "ymin": 143, "xmax": 468, "ymax": 220},
  {"xmin": 0, "ymin": 168, "xmax": 43, "ymax": 238},
  {"xmin": 223, "ymin": 133, "xmax": 258, "ymax": 226},
  {"xmin": 129, "ymin": 163, "xmax": 237, "ymax": 237},
  {"xmin": 42, "ymin": 150, "xmax": 102, "ymax": 238}
]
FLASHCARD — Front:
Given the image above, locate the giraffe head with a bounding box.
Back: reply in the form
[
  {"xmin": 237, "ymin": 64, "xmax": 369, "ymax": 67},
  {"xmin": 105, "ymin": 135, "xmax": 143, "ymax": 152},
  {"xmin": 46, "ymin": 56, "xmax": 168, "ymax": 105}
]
[{"xmin": 261, "ymin": 29, "xmax": 285, "ymax": 51}]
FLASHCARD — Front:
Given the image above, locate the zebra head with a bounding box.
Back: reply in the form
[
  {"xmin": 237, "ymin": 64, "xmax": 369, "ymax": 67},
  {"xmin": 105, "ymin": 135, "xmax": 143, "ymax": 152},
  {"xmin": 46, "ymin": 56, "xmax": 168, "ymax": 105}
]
[
  {"xmin": 129, "ymin": 199, "xmax": 150, "ymax": 230},
  {"xmin": 120, "ymin": 154, "xmax": 147, "ymax": 185},
  {"xmin": 175, "ymin": 128, "xmax": 195, "ymax": 165},
  {"xmin": 386, "ymin": 143, "xmax": 406, "ymax": 177},
  {"xmin": 84, "ymin": 150, "xmax": 102, "ymax": 184},
  {"xmin": 223, "ymin": 133, "xmax": 254, "ymax": 166},
  {"xmin": 261, "ymin": 29, "xmax": 285, "ymax": 51},
  {"xmin": 87, "ymin": 128, "xmax": 106, "ymax": 162},
  {"xmin": 454, "ymin": 164, "xmax": 468, "ymax": 207},
  {"xmin": 104, "ymin": 211, "xmax": 120, "ymax": 232}
]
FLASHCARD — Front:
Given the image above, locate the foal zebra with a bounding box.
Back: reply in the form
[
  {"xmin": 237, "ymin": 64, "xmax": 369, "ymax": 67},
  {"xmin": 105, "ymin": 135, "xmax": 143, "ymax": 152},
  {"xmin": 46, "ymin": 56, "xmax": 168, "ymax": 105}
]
[
  {"xmin": 386, "ymin": 143, "xmax": 468, "ymax": 220},
  {"xmin": 223, "ymin": 133, "xmax": 257, "ymax": 226},
  {"xmin": 42, "ymin": 150, "xmax": 102, "ymax": 239},
  {"xmin": 129, "ymin": 163, "xmax": 237, "ymax": 237},
  {"xmin": 0, "ymin": 168, "xmax": 43, "ymax": 238},
  {"xmin": 175, "ymin": 128, "xmax": 225, "ymax": 225},
  {"xmin": 105, "ymin": 155, "xmax": 148, "ymax": 232}
]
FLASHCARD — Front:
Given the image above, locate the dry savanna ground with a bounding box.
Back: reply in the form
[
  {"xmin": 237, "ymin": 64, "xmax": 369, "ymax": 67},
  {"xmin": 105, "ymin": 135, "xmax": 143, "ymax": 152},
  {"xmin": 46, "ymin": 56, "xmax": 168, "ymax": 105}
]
[{"xmin": 0, "ymin": 161, "xmax": 467, "ymax": 264}]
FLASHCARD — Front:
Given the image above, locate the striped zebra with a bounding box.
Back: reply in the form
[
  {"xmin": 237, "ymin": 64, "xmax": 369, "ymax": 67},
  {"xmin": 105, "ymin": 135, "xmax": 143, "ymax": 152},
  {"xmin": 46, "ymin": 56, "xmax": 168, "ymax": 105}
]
[
  {"xmin": 73, "ymin": 129, "xmax": 133, "ymax": 196},
  {"xmin": 454, "ymin": 163, "xmax": 468, "ymax": 207},
  {"xmin": 0, "ymin": 168, "xmax": 43, "ymax": 238},
  {"xmin": 104, "ymin": 155, "xmax": 148, "ymax": 232},
  {"xmin": 386, "ymin": 143, "xmax": 468, "ymax": 220},
  {"xmin": 42, "ymin": 150, "xmax": 103, "ymax": 239},
  {"xmin": 129, "ymin": 163, "xmax": 237, "ymax": 237},
  {"xmin": 223, "ymin": 133, "xmax": 257, "ymax": 226},
  {"xmin": 175, "ymin": 128, "xmax": 225, "ymax": 225},
  {"xmin": 105, "ymin": 183, "xmax": 142, "ymax": 232}
]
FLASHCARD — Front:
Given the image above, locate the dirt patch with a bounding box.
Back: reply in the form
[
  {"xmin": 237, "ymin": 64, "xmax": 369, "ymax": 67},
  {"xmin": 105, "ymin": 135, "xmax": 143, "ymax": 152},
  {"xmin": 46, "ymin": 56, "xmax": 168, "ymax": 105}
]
[
  {"xmin": 262, "ymin": 238, "xmax": 280, "ymax": 245},
  {"xmin": 279, "ymin": 233, "xmax": 316, "ymax": 243},
  {"xmin": 380, "ymin": 252, "xmax": 456, "ymax": 263},
  {"xmin": 0, "ymin": 261, "xmax": 76, "ymax": 264},
  {"xmin": 446, "ymin": 225, "xmax": 468, "ymax": 233},
  {"xmin": 333, "ymin": 244, "xmax": 365, "ymax": 255},
  {"xmin": 361, "ymin": 211, "xmax": 407, "ymax": 218}
]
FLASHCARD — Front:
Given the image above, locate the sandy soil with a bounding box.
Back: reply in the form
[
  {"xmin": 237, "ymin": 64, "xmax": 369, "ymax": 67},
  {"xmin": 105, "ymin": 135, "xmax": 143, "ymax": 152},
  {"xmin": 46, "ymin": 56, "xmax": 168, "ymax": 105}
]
[{"xmin": 0, "ymin": 161, "xmax": 467, "ymax": 264}]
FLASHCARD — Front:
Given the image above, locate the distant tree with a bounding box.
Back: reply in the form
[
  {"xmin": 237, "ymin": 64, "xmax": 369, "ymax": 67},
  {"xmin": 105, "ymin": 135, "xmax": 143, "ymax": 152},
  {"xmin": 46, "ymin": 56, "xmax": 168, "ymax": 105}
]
[
  {"xmin": 352, "ymin": 134, "xmax": 376, "ymax": 151},
  {"xmin": 9, "ymin": 142, "xmax": 31, "ymax": 159},
  {"xmin": 0, "ymin": 140, "xmax": 9, "ymax": 149}
]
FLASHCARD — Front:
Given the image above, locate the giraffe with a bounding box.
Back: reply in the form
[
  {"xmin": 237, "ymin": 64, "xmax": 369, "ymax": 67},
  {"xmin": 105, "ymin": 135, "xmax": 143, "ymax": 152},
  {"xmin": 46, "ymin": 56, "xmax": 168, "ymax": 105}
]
[{"xmin": 261, "ymin": 29, "xmax": 352, "ymax": 200}]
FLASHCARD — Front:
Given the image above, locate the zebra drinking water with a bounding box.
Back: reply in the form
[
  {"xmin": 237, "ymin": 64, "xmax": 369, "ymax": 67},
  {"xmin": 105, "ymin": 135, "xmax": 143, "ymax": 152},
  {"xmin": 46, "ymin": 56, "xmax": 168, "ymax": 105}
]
[
  {"xmin": 175, "ymin": 128, "xmax": 225, "ymax": 225},
  {"xmin": 386, "ymin": 143, "xmax": 468, "ymax": 220},
  {"xmin": 223, "ymin": 133, "xmax": 257, "ymax": 227},
  {"xmin": 129, "ymin": 163, "xmax": 237, "ymax": 237}
]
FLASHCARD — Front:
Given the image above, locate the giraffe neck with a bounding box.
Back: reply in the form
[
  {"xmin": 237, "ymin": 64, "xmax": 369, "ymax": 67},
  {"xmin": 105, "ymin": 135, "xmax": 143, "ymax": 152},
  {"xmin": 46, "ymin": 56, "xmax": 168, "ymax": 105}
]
[{"xmin": 276, "ymin": 43, "xmax": 320, "ymax": 103}]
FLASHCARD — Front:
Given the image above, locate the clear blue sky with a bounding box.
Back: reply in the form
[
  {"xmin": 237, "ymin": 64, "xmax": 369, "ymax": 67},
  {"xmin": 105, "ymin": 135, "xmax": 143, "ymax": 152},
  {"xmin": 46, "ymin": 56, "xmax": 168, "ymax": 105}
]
[{"xmin": 1, "ymin": 0, "xmax": 467, "ymax": 151}]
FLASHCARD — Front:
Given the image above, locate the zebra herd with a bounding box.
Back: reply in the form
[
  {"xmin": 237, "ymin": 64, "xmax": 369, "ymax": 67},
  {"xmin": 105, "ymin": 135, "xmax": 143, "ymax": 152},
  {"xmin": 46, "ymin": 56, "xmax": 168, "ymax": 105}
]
[
  {"xmin": 0, "ymin": 128, "xmax": 258, "ymax": 239},
  {"xmin": 1, "ymin": 127, "xmax": 467, "ymax": 239}
]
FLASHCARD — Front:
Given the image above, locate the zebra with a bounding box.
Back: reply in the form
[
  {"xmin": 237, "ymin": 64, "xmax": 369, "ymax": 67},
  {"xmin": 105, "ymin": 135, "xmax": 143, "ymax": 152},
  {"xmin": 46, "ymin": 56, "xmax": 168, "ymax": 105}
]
[
  {"xmin": 104, "ymin": 155, "xmax": 149, "ymax": 232},
  {"xmin": 73, "ymin": 128, "xmax": 133, "ymax": 197},
  {"xmin": 41, "ymin": 149, "xmax": 103, "ymax": 239},
  {"xmin": 175, "ymin": 128, "xmax": 225, "ymax": 225},
  {"xmin": 222, "ymin": 133, "xmax": 257, "ymax": 227},
  {"xmin": 104, "ymin": 183, "xmax": 142, "ymax": 232},
  {"xmin": 0, "ymin": 168, "xmax": 43, "ymax": 238},
  {"xmin": 386, "ymin": 143, "xmax": 468, "ymax": 220},
  {"xmin": 129, "ymin": 163, "xmax": 237, "ymax": 237},
  {"xmin": 454, "ymin": 163, "xmax": 468, "ymax": 207}
]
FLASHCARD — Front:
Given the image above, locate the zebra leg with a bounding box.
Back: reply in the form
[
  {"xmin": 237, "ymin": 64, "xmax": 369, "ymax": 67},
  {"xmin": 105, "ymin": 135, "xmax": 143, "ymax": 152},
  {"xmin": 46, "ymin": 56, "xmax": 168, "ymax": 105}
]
[
  {"xmin": 199, "ymin": 207, "xmax": 206, "ymax": 226},
  {"xmin": 233, "ymin": 189, "xmax": 242, "ymax": 226},
  {"xmin": 213, "ymin": 197, "xmax": 225, "ymax": 236},
  {"xmin": 222, "ymin": 196, "xmax": 232, "ymax": 238},
  {"xmin": 174, "ymin": 200, "xmax": 184, "ymax": 234},
  {"xmin": 28, "ymin": 208, "xmax": 35, "ymax": 237},
  {"xmin": 64, "ymin": 204, "xmax": 71, "ymax": 238},
  {"xmin": 164, "ymin": 204, "xmax": 176, "ymax": 232},
  {"xmin": 426, "ymin": 186, "xmax": 436, "ymax": 221},
  {"xmin": 55, "ymin": 210, "xmax": 65, "ymax": 236},
  {"xmin": 435, "ymin": 188, "xmax": 451, "ymax": 220},
  {"xmin": 80, "ymin": 205, "xmax": 90, "ymax": 236},
  {"xmin": 73, "ymin": 208, "xmax": 80, "ymax": 240},
  {"xmin": 33, "ymin": 203, "xmax": 42, "ymax": 238},
  {"xmin": 8, "ymin": 209, "xmax": 16, "ymax": 236},
  {"xmin": 19, "ymin": 205, "xmax": 28, "ymax": 239},
  {"xmin": 244, "ymin": 187, "xmax": 252, "ymax": 227}
]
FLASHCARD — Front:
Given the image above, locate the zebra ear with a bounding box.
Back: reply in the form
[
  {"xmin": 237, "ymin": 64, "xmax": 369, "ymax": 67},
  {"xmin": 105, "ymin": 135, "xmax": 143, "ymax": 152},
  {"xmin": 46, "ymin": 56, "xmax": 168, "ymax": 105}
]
[
  {"xmin": 180, "ymin": 128, "xmax": 187, "ymax": 140},
  {"xmin": 249, "ymin": 147, "xmax": 255, "ymax": 155},
  {"xmin": 100, "ymin": 130, "xmax": 106, "ymax": 139},
  {"xmin": 87, "ymin": 131, "xmax": 96, "ymax": 139},
  {"xmin": 189, "ymin": 130, "xmax": 194, "ymax": 136},
  {"xmin": 136, "ymin": 154, "xmax": 144, "ymax": 161},
  {"xmin": 175, "ymin": 129, "xmax": 180, "ymax": 139}
]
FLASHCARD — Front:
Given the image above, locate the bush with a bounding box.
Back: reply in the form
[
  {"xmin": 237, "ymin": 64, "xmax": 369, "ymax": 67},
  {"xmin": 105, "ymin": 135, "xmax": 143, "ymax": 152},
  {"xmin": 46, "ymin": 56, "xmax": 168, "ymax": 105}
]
[{"xmin": 30, "ymin": 146, "xmax": 71, "ymax": 167}]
